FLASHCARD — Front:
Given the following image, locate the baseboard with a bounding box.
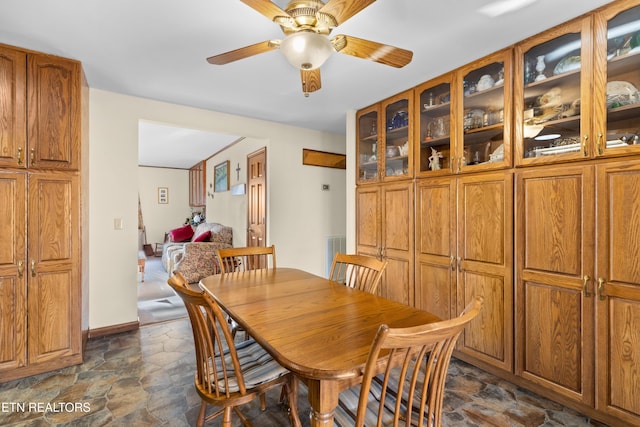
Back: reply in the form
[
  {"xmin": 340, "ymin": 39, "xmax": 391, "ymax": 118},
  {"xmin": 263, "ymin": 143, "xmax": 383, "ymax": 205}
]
[{"xmin": 88, "ymin": 320, "xmax": 140, "ymax": 339}]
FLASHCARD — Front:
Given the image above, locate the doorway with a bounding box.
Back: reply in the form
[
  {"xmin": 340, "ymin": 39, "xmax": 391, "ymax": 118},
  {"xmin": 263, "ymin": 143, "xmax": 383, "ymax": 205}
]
[{"xmin": 247, "ymin": 148, "xmax": 267, "ymax": 247}]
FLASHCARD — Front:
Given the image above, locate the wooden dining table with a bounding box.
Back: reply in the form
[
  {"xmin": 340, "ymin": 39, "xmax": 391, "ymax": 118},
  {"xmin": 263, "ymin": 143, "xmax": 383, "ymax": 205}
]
[{"xmin": 199, "ymin": 267, "xmax": 441, "ymax": 427}]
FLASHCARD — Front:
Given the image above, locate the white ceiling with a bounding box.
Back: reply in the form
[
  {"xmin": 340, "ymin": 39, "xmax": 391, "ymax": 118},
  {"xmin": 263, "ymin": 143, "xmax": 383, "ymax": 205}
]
[{"xmin": 0, "ymin": 0, "xmax": 614, "ymax": 168}]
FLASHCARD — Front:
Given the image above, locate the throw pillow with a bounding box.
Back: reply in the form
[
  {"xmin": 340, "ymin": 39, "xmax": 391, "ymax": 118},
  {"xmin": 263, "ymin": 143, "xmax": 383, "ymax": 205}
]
[
  {"xmin": 193, "ymin": 230, "xmax": 212, "ymax": 242},
  {"xmin": 169, "ymin": 224, "xmax": 194, "ymax": 242}
]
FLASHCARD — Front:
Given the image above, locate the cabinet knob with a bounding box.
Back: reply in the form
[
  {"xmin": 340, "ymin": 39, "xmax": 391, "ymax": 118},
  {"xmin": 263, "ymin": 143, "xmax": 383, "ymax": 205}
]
[
  {"xmin": 31, "ymin": 259, "xmax": 36, "ymax": 277},
  {"xmin": 582, "ymin": 135, "xmax": 589, "ymax": 157},
  {"xmin": 17, "ymin": 147, "xmax": 23, "ymax": 165},
  {"xmin": 457, "ymin": 257, "xmax": 462, "ymax": 272},
  {"xmin": 30, "ymin": 148, "xmax": 35, "ymax": 165},
  {"xmin": 18, "ymin": 261, "xmax": 23, "ymax": 278},
  {"xmin": 450, "ymin": 255, "xmax": 455, "ymax": 271}
]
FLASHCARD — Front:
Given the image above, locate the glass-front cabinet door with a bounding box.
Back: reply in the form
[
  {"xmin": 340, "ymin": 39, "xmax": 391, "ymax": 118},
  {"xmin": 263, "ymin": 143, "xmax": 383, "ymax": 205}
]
[
  {"xmin": 381, "ymin": 91, "xmax": 413, "ymax": 181},
  {"xmin": 458, "ymin": 49, "xmax": 512, "ymax": 172},
  {"xmin": 415, "ymin": 75, "xmax": 455, "ymax": 176},
  {"xmin": 593, "ymin": 1, "xmax": 640, "ymax": 158},
  {"xmin": 514, "ymin": 18, "xmax": 592, "ymax": 165},
  {"xmin": 356, "ymin": 105, "xmax": 380, "ymax": 183}
]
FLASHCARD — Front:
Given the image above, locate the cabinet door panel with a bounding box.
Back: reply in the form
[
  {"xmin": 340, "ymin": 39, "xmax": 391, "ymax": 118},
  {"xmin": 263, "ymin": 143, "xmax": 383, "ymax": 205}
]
[
  {"xmin": 381, "ymin": 183, "xmax": 414, "ymax": 306},
  {"xmin": 383, "ymin": 184, "xmax": 412, "ymax": 252},
  {"xmin": 0, "ymin": 47, "xmax": 26, "ymax": 168},
  {"xmin": 457, "ymin": 172, "xmax": 513, "ymax": 371},
  {"xmin": 522, "ymin": 175, "xmax": 584, "ymax": 275},
  {"xmin": 27, "ymin": 173, "xmax": 80, "ymax": 363},
  {"xmin": 415, "ymin": 178, "xmax": 456, "ymax": 319},
  {"xmin": 459, "ymin": 178, "xmax": 505, "ymax": 265},
  {"xmin": 596, "ymin": 160, "xmax": 640, "ymax": 424},
  {"xmin": 381, "ymin": 257, "xmax": 412, "ymax": 305},
  {"xmin": 356, "ymin": 187, "xmax": 380, "ymax": 253},
  {"xmin": 27, "ymin": 54, "xmax": 80, "ymax": 170},
  {"xmin": 0, "ymin": 172, "xmax": 26, "ymax": 371},
  {"xmin": 523, "ymin": 281, "xmax": 583, "ymax": 392},
  {"xmin": 515, "ymin": 165, "xmax": 595, "ymax": 406},
  {"xmin": 459, "ymin": 272, "xmax": 506, "ymax": 362}
]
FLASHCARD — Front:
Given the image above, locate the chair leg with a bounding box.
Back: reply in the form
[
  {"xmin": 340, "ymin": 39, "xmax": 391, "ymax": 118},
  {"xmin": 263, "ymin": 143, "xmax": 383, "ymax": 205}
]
[
  {"xmin": 286, "ymin": 376, "xmax": 302, "ymax": 427},
  {"xmin": 222, "ymin": 406, "xmax": 234, "ymax": 427},
  {"xmin": 260, "ymin": 393, "xmax": 267, "ymax": 411},
  {"xmin": 196, "ymin": 401, "xmax": 207, "ymax": 427}
]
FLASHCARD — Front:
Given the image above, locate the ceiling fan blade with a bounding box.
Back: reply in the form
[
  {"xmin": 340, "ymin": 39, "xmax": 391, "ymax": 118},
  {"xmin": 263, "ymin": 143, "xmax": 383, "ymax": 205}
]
[
  {"xmin": 301, "ymin": 68, "xmax": 321, "ymax": 96},
  {"xmin": 318, "ymin": 0, "xmax": 376, "ymax": 26},
  {"xmin": 240, "ymin": 0, "xmax": 291, "ymax": 22},
  {"xmin": 331, "ymin": 34, "xmax": 413, "ymax": 68},
  {"xmin": 207, "ymin": 40, "xmax": 280, "ymax": 65}
]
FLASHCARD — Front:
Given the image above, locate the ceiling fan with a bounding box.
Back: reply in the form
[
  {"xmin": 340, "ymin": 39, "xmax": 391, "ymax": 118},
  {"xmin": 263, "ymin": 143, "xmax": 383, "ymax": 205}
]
[{"xmin": 207, "ymin": 0, "xmax": 413, "ymax": 96}]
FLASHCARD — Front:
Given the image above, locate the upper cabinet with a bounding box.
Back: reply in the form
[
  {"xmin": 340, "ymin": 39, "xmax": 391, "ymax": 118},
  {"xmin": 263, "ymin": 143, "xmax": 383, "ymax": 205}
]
[
  {"xmin": 457, "ymin": 49, "xmax": 513, "ymax": 172},
  {"xmin": 415, "ymin": 74, "xmax": 456, "ymax": 176},
  {"xmin": 515, "ymin": 1, "xmax": 640, "ymax": 165},
  {"xmin": 0, "ymin": 44, "xmax": 81, "ymax": 171},
  {"xmin": 515, "ymin": 17, "xmax": 593, "ymax": 165},
  {"xmin": 414, "ymin": 50, "xmax": 513, "ymax": 178},
  {"xmin": 594, "ymin": 1, "xmax": 640, "ymax": 158},
  {"xmin": 357, "ymin": 90, "xmax": 413, "ymax": 183}
]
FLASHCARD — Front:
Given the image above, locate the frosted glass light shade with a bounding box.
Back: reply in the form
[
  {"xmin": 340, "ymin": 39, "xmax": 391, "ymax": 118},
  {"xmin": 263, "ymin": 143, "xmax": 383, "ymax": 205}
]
[{"xmin": 280, "ymin": 31, "xmax": 333, "ymax": 70}]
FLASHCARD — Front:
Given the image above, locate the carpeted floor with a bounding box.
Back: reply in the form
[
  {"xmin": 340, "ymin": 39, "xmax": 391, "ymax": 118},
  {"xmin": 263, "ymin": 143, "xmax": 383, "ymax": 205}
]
[{"xmin": 137, "ymin": 256, "xmax": 187, "ymax": 325}]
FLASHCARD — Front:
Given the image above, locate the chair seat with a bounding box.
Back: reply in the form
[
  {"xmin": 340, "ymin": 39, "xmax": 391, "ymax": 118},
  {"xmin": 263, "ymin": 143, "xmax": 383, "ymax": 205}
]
[
  {"xmin": 210, "ymin": 339, "xmax": 289, "ymax": 393},
  {"xmin": 334, "ymin": 373, "xmax": 413, "ymax": 427}
]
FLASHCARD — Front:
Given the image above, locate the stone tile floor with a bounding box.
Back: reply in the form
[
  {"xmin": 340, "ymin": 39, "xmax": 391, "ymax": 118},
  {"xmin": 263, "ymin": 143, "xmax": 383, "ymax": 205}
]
[{"xmin": 0, "ymin": 319, "xmax": 607, "ymax": 426}]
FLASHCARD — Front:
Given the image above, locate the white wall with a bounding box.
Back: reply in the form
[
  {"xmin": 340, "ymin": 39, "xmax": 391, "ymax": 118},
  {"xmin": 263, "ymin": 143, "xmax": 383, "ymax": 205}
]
[
  {"xmin": 89, "ymin": 88, "xmax": 346, "ymax": 330},
  {"xmin": 205, "ymin": 136, "xmax": 347, "ymax": 276},
  {"xmin": 138, "ymin": 167, "xmax": 190, "ymax": 245}
]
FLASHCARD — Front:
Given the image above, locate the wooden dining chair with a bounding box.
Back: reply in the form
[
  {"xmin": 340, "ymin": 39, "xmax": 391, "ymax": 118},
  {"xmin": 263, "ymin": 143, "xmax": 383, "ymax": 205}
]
[
  {"xmin": 333, "ymin": 296, "xmax": 484, "ymax": 427},
  {"xmin": 329, "ymin": 253, "xmax": 388, "ymax": 294},
  {"xmin": 217, "ymin": 245, "xmax": 276, "ymax": 273},
  {"xmin": 167, "ymin": 273, "xmax": 301, "ymax": 427}
]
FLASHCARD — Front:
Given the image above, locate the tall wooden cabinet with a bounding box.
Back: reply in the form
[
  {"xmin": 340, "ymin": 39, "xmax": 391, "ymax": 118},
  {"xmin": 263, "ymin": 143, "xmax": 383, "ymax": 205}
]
[
  {"xmin": 356, "ymin": 1, "xmax": 640, "ymax": 425},
  {"xmin": 0, "ymin": 43, "xmax": 85, "ymax": 382},
  {"xmin": 356, "ymin": 182, "xmax": 414, "ymax": 305},
  {"xmin": 416, "ymin": 172, "xmax": 513, "ymax": 372}
]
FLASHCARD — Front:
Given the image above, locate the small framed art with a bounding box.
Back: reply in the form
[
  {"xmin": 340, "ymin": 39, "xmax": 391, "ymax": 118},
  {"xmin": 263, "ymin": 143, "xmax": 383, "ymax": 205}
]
[
  {"xmin": 214, "ymin": 160, "xmax": 230, "ymax": 192},
  {"xmin": 158, "ymin": 187, "xmax": 168, "ymax": 204}
]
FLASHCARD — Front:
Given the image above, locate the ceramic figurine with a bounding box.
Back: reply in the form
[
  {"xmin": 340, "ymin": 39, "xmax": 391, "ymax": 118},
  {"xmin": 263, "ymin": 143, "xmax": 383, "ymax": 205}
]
[{"xmin": 428, "ymin": 147, "xmax": 443, "ymax": 171}]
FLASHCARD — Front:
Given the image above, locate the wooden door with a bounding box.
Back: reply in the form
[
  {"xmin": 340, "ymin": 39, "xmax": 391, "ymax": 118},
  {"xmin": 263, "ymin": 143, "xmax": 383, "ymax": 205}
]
[
  {"xmin": 0, "ymin": 172, "xmax": 26, "ymax": 373},
  {"xmin": 27, "ymin": 54, "xmax": 80, "ymax": 170},
  {"xmin": 515, "ymin": 165, "xmax": 595, "ymax": 406},
  {"xmin": 456, "ymin": 172, "xmax": 513, "ymax": 372},
  {"xmin": 595, "ymin": 160, "xmax": 640, "ymax": 425},
  {"xmin": 380, "ymin": 182, "xmax": 414, "ymax": 305},
  {"xmin": 0, "ymin": 46, "xmax": 26, "ymax": 169},
  {"xmin": 27, "ymin": 172, "xmax": 80, "ymax": 364},
  {"xmin": 247, "ymin": 148, "xmax": 266, "ymax": 247},
  {"xmin": 415, "ymin": 177, "xmax": 456, "ymax": 320}
]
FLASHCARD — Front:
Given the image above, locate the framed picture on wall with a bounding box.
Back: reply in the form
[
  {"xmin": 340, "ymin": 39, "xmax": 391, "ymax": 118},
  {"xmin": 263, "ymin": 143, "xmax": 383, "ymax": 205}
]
[
  {"xmin": 214, "ymin": 160, "xmax": 230, "ymax": 192},
  {"xmin": 158, "ymin": 187, "xmax": 169, "ymax": 204}
]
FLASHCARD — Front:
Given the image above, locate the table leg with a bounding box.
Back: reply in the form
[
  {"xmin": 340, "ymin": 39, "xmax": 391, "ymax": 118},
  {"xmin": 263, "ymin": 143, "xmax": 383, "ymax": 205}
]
[{"xmin": 306, "ymin": 379, "xmax": 340, "ymax": 427}]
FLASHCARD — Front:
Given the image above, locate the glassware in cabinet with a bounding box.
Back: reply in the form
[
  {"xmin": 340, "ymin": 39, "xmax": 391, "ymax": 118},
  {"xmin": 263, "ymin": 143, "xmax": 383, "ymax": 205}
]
[
  {"xmin": 596, "ymin": 2, "xmax": 640, "ymax": 157},
  {"xmin": 514, "ymin": 18, "xmax": 591, "ymax": 165},
  {"xmin": 459, "ymin": 50, "xmax": 512, "ymax": 171},
  {"xmin": 356, "ymin": 106, "xmax": 380, "ymax": 183},
  {"xmin": 382, "ymin": 92, "xmax": 412, "ymax": 180},
  {"xmin": 415, "ymin": 78, "xmax": 454, "ymax": 175}
]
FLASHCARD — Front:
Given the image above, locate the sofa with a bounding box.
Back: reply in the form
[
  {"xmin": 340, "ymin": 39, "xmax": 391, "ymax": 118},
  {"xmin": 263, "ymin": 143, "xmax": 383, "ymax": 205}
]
[{"xmin": 161, "ymin": 222, "xmax": 233, "ymax": 274}]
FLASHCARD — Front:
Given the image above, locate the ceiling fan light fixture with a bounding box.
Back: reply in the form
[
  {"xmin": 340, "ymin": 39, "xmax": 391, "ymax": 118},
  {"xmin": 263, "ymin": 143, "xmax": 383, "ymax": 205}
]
[{"xmin": 280, "ymin": 31, "xmax": 333, "ymax": 70}]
